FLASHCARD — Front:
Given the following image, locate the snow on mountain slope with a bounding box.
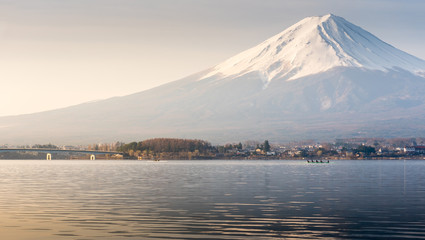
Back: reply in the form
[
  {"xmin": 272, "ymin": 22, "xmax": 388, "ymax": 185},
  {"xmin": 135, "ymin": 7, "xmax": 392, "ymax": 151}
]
[{"xmin": 203, "ymin": 14, "xmax": 425, "ymax": 84}]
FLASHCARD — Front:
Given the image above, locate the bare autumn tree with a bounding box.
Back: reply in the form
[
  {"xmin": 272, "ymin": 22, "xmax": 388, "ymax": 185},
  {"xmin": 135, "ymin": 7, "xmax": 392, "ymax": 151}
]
[{"xmin": 119, "ymin": 138, "xmax": 213, "ymax": 155}]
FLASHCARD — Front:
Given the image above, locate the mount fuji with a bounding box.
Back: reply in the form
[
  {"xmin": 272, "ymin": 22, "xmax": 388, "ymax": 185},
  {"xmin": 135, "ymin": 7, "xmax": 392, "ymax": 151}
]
[{"xmin": 2, "ymin": 14, "xmax": 425, "ymax": 144}]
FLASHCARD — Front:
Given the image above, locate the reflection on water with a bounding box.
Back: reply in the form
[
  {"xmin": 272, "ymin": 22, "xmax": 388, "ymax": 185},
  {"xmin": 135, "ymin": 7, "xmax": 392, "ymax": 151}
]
[{"xmin": 1, "ymin": 160, "xmax": 425, "ymax": 239}]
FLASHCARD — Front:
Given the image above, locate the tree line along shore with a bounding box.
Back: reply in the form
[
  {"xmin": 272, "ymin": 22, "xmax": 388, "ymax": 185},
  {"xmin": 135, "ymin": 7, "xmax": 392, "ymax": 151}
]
[
  {"xmin": 115, "ymin": 138, "xmax": 425, "ymax": 160},
  {"xmin": 2, "ymin": 137, "xmax": 425, "ymax": 160}
]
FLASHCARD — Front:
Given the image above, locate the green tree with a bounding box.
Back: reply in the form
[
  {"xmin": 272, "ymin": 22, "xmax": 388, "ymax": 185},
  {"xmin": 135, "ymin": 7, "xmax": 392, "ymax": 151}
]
[
  {"xmin": 354, "ymin": 145, "xmax": 376, "ymax": 156},
  {"xmin": 263, "ymin": 140, "xmax": 271, "ymax": 152},
  {"xmin": 236, "ymin": 142, "xmax": 243, "ymax": 150}
]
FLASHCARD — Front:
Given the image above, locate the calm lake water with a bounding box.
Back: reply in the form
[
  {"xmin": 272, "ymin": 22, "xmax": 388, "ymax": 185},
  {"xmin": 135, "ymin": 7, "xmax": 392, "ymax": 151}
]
[{"xmin": 0, "ymin": 160, "xmax": 425, "ymax": 240}]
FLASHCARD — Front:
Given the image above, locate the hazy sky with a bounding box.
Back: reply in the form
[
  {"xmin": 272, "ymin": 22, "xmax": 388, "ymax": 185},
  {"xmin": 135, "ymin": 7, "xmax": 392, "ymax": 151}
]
[{"xmin": 1, "ymin": 0, "xmax": 424, "ymax": 116}]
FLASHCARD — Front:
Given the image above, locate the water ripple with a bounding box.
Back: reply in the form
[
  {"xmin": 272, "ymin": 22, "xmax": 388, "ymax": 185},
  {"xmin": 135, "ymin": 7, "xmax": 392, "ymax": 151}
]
[{"xmin": 1, "ymin": 160, "xmax": 425, "ymax": 239}]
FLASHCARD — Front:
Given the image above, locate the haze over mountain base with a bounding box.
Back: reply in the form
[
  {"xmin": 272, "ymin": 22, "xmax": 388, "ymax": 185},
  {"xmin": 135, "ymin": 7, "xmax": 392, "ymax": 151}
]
[{"xmin": 1, "ymin": 14, "xmax": 425, "ymax": 145}]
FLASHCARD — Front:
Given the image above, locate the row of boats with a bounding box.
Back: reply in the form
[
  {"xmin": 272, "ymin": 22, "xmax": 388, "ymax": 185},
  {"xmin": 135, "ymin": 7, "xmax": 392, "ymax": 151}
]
[{"xmin": 307, "ymin": 160, "xmax": 330, "ymax": 163}]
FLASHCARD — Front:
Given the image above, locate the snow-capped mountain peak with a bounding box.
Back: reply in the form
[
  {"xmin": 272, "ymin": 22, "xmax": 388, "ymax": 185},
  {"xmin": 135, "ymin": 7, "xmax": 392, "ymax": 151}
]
[{"xmin": 202, "ymin": 14, "xmax": 425, "ymax": 82}]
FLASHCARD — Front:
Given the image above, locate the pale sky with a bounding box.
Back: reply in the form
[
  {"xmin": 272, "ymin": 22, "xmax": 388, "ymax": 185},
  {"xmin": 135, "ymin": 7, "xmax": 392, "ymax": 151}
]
[{"xmin": 1, "ymin": 0, "xmax": 424, "ymax": 116}]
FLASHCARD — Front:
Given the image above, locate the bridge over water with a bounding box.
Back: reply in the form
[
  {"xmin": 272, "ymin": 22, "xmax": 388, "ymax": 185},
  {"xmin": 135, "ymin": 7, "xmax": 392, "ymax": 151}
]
[{"xmin": 0, "ymin": 148, "xmax": 123, "ymax": 160}]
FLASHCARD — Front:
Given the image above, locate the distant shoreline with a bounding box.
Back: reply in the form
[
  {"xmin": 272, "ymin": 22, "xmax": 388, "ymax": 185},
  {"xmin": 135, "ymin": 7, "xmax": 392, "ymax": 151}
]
[{"xmin": 1, "ymin": 157, "xmax": 424, "ymax": 161}]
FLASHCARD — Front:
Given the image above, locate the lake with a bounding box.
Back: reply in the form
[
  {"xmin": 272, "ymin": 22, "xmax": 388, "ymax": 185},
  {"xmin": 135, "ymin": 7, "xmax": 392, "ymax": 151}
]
[{"xmin": 0, "ymin": 160, "xmax": 424, "ymax": 239}]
